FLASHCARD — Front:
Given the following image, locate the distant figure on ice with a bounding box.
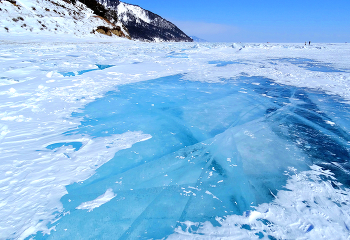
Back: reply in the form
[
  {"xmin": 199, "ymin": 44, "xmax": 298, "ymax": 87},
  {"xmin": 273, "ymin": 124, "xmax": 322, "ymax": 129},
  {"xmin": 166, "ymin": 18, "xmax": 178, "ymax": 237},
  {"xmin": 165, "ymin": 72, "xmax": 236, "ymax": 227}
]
[
  {"xmin": 305, "ymin": 42, "xmax": 307, "ymax": 45},
  {"xmin": 309, "ymin": 41, "xmax": 311, "ymax": 45}
]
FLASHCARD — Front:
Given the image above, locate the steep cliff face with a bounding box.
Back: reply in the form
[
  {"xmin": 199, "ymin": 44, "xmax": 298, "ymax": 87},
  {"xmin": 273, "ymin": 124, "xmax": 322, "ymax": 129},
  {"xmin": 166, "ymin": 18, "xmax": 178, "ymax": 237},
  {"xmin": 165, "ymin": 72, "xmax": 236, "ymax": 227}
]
[{"xmin": 97, "ymin": 0, "xmax": 193, "ymax": 42}]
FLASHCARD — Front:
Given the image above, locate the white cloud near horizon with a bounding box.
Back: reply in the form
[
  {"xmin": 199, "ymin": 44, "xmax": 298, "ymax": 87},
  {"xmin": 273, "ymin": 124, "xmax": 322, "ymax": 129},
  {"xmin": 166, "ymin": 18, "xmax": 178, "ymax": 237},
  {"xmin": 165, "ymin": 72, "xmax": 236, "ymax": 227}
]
[{"xmin": 172, "ymin": 21, "xmax": 240, "ymax": 42}]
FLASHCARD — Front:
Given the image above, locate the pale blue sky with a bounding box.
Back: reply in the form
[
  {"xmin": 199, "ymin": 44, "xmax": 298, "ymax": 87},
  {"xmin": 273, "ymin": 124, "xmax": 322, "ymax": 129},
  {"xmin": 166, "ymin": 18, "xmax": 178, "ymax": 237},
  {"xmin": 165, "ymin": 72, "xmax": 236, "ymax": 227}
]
[{"xmin": 124, "ymin": 0, "xmax": 350, "ymax": 42}]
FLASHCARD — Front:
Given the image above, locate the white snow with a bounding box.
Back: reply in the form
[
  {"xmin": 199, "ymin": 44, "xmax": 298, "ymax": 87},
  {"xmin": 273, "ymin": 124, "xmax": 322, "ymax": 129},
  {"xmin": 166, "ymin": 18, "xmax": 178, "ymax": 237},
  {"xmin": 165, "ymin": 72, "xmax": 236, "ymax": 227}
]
[
  {"xmin": 168, "ymin": 166, "xmax": 350, "ymax": 240},
  {"xmin": 0, "ymin": 36, "xmax": 349, "ymax": 240},
  {"xmin": 0, "ymin": 0, "xmax": 129, "ymax": 39},
  {"xmin": 76, "ymin": 188, "xmax": 116, "ymax": 212},
  {"xmin": 117, "ymin": 2, "xmax": 151, "ymax": 24}
]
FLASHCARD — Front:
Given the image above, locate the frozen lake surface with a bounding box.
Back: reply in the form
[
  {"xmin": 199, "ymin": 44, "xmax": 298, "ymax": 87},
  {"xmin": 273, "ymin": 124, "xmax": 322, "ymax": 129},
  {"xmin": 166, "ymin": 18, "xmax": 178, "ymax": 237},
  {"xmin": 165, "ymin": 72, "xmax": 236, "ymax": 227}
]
[{"xmin": 0, "ymin": 38, "xmax": 350, "ymax": 240}]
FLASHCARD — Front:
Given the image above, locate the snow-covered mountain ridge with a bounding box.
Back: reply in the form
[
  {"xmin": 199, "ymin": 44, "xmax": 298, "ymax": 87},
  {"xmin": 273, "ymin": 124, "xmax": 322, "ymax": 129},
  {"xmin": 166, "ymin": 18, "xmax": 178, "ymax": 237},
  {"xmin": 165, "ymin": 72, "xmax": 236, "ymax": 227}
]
[
  {"xmin": 98, "ymin": 1, "xmax": 193, "ymax": 42},
  {"xmin": 0, "ymin": 0, "xmax": 129, "ymax": 38},
  {"xmin": 0, "ymin": 0, "xmax": 192, "ymax": 42}
]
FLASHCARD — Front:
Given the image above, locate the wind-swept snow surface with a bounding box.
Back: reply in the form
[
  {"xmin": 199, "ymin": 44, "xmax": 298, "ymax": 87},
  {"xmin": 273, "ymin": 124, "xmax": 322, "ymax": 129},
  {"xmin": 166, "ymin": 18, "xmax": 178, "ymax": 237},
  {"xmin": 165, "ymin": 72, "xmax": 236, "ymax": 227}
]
[{"xmin": 0, "ymin": 39, "xmax": 350, "ymax": 240}]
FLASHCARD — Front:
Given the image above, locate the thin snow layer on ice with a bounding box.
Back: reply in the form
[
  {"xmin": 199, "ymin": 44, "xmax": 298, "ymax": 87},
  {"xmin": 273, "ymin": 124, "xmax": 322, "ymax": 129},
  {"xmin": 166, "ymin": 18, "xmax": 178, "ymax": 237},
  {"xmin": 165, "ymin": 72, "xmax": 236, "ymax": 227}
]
[
  {"xmin": 76, "ymin": 188, "xmax": 116, "ymax": 212},
  {"xmin": 0, "ymin": 40, "xmax": 350, "ymax": 240},
  {"xmin": 0, "ymin": 131, "xmax": 151, "ymax": 239}
]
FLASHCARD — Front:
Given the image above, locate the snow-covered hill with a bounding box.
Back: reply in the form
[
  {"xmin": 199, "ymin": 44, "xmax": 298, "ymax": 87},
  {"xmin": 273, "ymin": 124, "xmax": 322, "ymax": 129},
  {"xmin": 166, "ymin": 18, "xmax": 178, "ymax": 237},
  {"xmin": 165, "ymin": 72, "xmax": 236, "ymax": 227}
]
[
  {"xmin": 99, "ymin": 1, "xmax": 193, "ymax": 42},
  {"xmin": 0, "ymin": 0, "xmax": 129, "ymax": 39}
]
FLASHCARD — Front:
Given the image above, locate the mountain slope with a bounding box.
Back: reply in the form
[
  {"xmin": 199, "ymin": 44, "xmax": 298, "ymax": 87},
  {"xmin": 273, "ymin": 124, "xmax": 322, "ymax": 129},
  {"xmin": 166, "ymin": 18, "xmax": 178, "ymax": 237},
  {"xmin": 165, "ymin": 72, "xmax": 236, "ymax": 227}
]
[
  {"xmin": 99, "ymin": 1, "xmax": 193, "ymax": 42},
  {"xmin": 1, "ymin": 0, "xmax": 192, "ymax": 42},
  {"xmin": 0, "ymin": 0, "xmax": 129, "ymax": 39},
  {"xmin": 190, "ymin": 36, "xmax": 208, "ymax": 42}
]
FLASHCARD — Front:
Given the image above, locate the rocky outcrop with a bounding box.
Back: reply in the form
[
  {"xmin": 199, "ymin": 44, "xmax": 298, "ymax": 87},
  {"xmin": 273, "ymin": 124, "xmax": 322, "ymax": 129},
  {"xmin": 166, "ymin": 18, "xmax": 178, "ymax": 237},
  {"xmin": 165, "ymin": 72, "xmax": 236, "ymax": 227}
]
[
  {"xmin": 74, "ymin": 0, "xmax": 130, "ymax": 38},
  {"xmin": 76, "ymin": 0, "xmax": 118, "ymax": 24},
  {"xmin": 94, "ymin": 25, "xmax": 130, "ymax": 38}
]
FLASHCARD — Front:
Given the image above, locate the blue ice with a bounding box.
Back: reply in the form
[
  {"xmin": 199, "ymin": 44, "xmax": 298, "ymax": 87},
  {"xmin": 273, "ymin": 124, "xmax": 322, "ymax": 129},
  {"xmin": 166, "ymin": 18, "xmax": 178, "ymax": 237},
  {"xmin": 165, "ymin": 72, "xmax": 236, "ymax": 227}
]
[
  {"xmin": 166, "ymin": 51, "xmax": 188, "ymax": 58},
  {"xmin": 208, "ymin": 60, "xmax": 243, "ymax": 67},
  {"xmin": 276, "ymin": 58, "xmax": 346, "ymax": 72},
  {"xmin": 46, "ymin": 142, "xmax": 83, "ymax": 151},
  {"xmin": 32, "ymin": 74, "xmax": 350, "ymax": 239},
  {"xmin": 59, "ymin": 64, "xmax": 115, "ymax": 77}
]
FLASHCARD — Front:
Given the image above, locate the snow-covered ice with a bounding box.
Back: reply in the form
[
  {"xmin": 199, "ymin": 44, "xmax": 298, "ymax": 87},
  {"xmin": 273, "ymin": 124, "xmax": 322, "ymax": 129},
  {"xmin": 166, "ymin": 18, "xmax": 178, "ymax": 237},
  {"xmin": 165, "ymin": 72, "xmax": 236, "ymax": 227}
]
[
  {"xmin": 76, "ymin": 188, "xmax": 116, "ymax": 212},
  {"xmin": 0, "ymin": 37, "xmax": 350, "ymax": 240}
]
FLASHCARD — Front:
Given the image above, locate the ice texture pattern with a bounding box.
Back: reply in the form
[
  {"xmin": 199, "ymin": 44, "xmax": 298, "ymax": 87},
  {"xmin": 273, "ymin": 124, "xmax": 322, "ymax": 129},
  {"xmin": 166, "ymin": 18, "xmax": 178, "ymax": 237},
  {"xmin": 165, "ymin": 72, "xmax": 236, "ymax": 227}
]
[
  {"xmin": 33, "ymin": 74, "xmax": 350, "ymax": 240},
  {"xmin": 0, "ymin": 38, "xmax": 350, "ymax": 240}
]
